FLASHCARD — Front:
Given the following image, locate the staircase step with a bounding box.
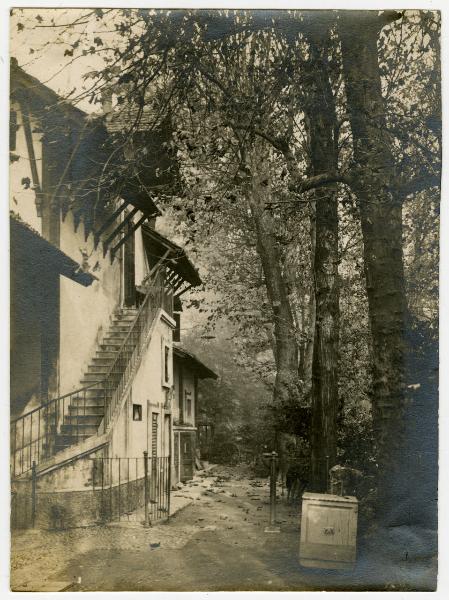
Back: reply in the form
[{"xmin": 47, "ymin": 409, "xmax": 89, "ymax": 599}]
[
  {"xmin": 75, "ymin": 389, "xmax": 108, "ymax": 400},
  {"xmin": 69, "ymin": 396, "xmax": 105, "ymax": 408},
  {"xmin": 99, "ymin": 343, "xmax": 123, "ymax": 352},
  {"xmin": 64, "ymin": 414, "xmax": 103, "ymax": 426},
  {"xmin": 115, "ymin": 308, "xmax": 138, "ymax": 316},
  {"xmin": 112, "ymin": 319, "xmax": 137, "ymax": 327},
  {"xmin": 88, "ymin": 364, "xmax": 112, "ymax": 374},
  {"xmin": 83, "ymin": 383, "xmax": 114, "ymax": 393},
  {"xmin": 103, "ymin": 332, "xmax": 128, "ymax": 341},
  {"xmin": 91, "ymin": 356, "xmax": 116, "ymax": 365},
  {"xmin": 81, "ymin": 371, "xmax": 123, "ymax": 382},
  {"xmin": 106, "ymin": 327, "xmax": 129, "ymax": 335},
  {"xmin": 102, "ymin": 336, "xmax": 128, "ymax": 345},
  {"xmin": 108, "ymin": 321, "xmax": 132, "ymax": 329},
  {"xmin": 80, "ymin": 374, "xmax": 108, "ymax": 383},
  {"xmin": 108, "ymin": 324, "xmax": 132, "ymax": 333},
  {"xmin": 69, "ymin": 403, "xmax": 104, "ymax": 414},
  {"xmin": 60, "ymin": 423, "xmax": 99, "ymax": 435},
  {"xmin": 95, "ymin": 350, "xmax": 117, "ymax": 359},
  {"xmin": 111, "ymin": 319, "xmax": 135, "ymax": 327}
]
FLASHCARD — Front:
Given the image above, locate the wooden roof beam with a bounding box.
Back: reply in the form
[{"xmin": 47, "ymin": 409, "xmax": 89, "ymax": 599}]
[
  {"xmin": 172, "ymin": 276, "xmax": 186, "ymax": 292},
  {"xmin": 148, "ymin": 248, "xmax": 171, "ymax": 279},
  {"xmin": 93, "ymin": 201, "xmax": 129, "ymax": 248},
  {"xmin": 102, "ymin": 207, "xmax": 138, "ymax": 257},
  {"xmin": 175, "ymin": 283, "xmax": 193, "ymax": 297},
  {"xmin": 111, "ymin": 214, "xmax": 147, "ymax": 257}
]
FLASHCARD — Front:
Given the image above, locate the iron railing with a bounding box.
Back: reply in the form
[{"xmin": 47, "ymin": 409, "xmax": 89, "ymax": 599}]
[
  {"xmin": 103, "ymin": 281, "xmax": 163, "ymax": 429},
  {"xmin": 91, "ymin": 455, "xmax": 171, "ymax": 524},
  {"xmin": 11, "ymin": 455, "xmax": 171, "ymax": 529},
  {"xmin": 10, "ymin": 380, "xmax": 107, "ymax": 479},
  {"xmin": 11, "ymin": 277, "xmax": 164, "ymax": 478}
]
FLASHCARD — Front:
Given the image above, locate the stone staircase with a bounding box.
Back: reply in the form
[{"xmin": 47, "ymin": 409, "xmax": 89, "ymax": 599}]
[{"xmin": 54, "ymin": 307, "xmax": 138, "ymax": 453}]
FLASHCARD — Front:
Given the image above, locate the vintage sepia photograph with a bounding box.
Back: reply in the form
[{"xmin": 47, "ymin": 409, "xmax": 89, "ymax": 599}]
[{"xmin": 8, "ymin": 5, "xmax": 440, "ymax": 592}]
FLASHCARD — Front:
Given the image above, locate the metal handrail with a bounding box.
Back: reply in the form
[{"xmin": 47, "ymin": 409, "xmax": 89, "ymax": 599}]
[
  {"xmin": 13, "ymin": 274, "xmax": 163, "ymax": 425},
  {"xmin": 10, "ymin": 380, "xmax": 105, "ymax": 425},
  {"xmin": 103, "ymin": 279, "xmax": 163, "ymax": 428}
]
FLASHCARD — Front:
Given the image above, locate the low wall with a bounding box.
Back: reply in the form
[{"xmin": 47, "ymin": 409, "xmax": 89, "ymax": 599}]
[{"xmin": 11, "ymin": 480, "xmax": 147, "ymax": 530}]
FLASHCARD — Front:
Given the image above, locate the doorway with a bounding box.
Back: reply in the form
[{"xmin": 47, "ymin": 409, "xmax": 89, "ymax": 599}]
[
  {"xmin": 180, "ymin": 431, "xmax": 195, "ymax": 482},
  {"xmin": 123, "ymin": 214, "xmax": 136, "ymax": 307}
]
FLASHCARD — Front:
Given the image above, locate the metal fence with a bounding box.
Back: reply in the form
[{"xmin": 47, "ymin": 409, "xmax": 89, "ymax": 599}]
[
  {"xmin": 11, "ymin": 455, "xmax": 171, "ymax": 530},
  {"xmin": 91, "ymin": 455, "xmax": 171, "ymax": 525}
]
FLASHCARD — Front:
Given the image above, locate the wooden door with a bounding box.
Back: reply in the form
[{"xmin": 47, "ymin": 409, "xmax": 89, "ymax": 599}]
[
  {"xmin": 173, "ymin": 431, "xmax": 180, "ymax": 483},
  {"xmin": 180, "ymin": 431, "xmax": 195, "ymax": 482}
]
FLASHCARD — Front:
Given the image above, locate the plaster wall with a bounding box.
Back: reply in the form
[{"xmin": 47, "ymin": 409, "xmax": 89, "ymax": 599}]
[
  {"xmin": 109, "ymin": 314, "xmax": 174, "ymax": 460},
  {"xmin": 11, "ymin": 447, "xmax": 107, "ymax": 529},
  {"xmin": 173, "ymin": 361, "xmax": 180, "ymax": 423},
  {"xmin": 58, "ymin": 211, "xmax": 122, "ymax": 395},
  {"xmin": 9, "ymin": 101, "xmax": 43, "ymax": 234}
]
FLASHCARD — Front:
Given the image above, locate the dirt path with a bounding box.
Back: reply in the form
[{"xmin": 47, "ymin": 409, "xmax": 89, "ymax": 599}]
[{"xmin": 11, "ymin": 464, "xmax": 437, "ymax": 591}]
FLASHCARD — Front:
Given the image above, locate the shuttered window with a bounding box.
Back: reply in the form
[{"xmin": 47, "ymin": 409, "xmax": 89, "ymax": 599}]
[{"xmin": 152, "ymin": 412, "xmax": 158, "ymax": 457}]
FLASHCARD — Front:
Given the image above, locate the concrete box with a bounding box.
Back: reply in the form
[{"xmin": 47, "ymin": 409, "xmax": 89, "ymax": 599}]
[{"xmin": 299, "ymin": 492, "xmax": 358, "ymax": 570}]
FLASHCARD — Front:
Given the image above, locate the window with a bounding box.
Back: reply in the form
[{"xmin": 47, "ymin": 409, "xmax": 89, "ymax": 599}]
[
  {"xmin": 173, "ymin": 313, "xmax": 181, "ymax": 342},
  {"xmin": 162, "ymin": 341, "xmax": 171, "ymax": 386},
  {"xmin": 132, "ymin": 404, "xmax": 142, "ymax": 421},
  {"xmin": 165, "ymin": 346, "xmax": 169, "ymax": 382},
  {"xmin": 152, "ymin": 413, "xmax": 159, "ymax": 457},
  {"xmin": 186, "ymin": 393, "xmax": 192, "ymax": 419}
]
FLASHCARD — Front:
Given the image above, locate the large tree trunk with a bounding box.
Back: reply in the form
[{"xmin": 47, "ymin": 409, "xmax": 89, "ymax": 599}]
[
  {"xmin": 339, "ymin": 12, "xmax": 406, "ymax": 522},
  {"xmin": 302, "ymin": 216, "xmax": 316, "ymax": 394},
  {"xmin": 244, "ymin": 144, "xmax": 299, "ymax": 475},
  {"xmin": 246, "ymin": 151, "xmax": 298, "ymax": 405},
  {"xmin": 302, "ymin": 33, "xmax": 340, "ymax": 492}
]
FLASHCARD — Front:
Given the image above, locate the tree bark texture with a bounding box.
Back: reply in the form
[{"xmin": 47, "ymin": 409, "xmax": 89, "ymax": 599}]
[
  {"xmin": 302, "ymin": 216, "xmax": 316, "ymax": 395},
  {"xmin": 302, "ymin": 33, "xmax": 340, "ymax": 493},
  {"xmin": 339, "ymin": 13, "xmax": 406, "ymax": 521},
  {"xmin": 245, "ymin": 149, "xmax": 298, "ymax": 409}
]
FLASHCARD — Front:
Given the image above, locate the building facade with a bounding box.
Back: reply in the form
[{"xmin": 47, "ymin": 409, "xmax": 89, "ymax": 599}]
[
  {"xmin": 172, "ymin": 345, "xmax": 218, "ymax": 483},
  {"xmin": 10, "ymin": 61, "xmax": 215, "ymax": 528}
]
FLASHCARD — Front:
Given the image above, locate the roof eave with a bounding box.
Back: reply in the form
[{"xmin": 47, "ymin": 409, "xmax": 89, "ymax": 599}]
[
  {"xmin": 142, "ymin": 225, "xmax": 202, "ymax": 288},
  {"xmin": 173, "ymin": 346, "xmax": 218, "ymax": 380},
  {"xmin": 10, "ymin": 215, "xmax": 96, "ymax": 287},
  {"xmin": 10, "ymin": 60, "xmax": 88, "ymax": 124}
]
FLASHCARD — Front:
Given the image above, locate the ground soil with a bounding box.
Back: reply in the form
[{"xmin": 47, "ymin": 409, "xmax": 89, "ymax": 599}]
[{"xmin": 10, "ymin": 464, "xmax": 437, "ymax": 592}]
